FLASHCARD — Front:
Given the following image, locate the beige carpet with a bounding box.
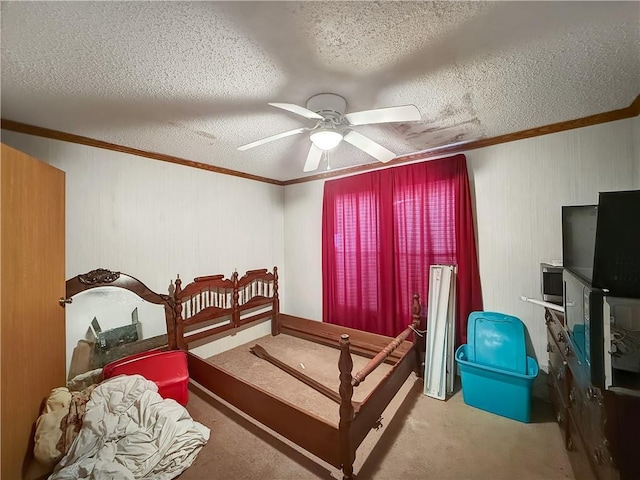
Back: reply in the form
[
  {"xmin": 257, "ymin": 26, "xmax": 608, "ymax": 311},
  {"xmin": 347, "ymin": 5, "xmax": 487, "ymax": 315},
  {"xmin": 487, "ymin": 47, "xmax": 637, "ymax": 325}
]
[
  {"xmin": 178, "ymin": 334, "xmax": 574, "ymax": 480},
  {"xmin": 203, "ymin": 333, "xmax": 393, "ymax": 425}
]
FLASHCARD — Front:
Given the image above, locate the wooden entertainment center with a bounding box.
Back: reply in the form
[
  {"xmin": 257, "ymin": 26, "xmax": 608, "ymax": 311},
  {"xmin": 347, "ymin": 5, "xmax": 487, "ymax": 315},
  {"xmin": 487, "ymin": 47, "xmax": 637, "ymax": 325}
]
[{"xmin": 545, "ymin": 307, "xmax": 640, "ymax": 480}]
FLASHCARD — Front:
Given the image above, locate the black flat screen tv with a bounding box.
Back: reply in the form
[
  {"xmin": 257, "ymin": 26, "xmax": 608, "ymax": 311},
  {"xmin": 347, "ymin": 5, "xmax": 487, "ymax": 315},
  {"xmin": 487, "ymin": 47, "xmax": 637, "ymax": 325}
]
[
  {"xmin": 592, "ymin": 190, "xmax": 640, "ymax": 297},
  {"xmin": 562, "ymin": 205, "xmax": 598, "ymax": 284}
]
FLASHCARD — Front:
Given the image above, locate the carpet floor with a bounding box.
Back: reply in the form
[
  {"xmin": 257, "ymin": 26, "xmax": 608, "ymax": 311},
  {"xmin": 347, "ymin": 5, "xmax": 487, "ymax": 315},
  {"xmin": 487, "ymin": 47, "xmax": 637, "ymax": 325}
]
[{"xmin": 178, "ymin": 334, "xmax": 574, "ymax": 480}]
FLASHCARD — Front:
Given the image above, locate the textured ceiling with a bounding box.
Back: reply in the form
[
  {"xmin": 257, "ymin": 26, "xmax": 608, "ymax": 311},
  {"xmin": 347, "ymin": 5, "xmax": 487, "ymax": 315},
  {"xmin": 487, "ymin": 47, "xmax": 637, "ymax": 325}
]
[{"xmin": 1, "ymin": 1, "xmax": 639, "ymax": 182}]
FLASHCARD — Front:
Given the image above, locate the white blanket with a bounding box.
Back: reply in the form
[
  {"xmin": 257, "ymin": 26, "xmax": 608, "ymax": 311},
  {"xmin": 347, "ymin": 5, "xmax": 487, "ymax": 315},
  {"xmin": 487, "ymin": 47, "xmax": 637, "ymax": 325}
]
[{"xmin": 50, "ymin": 375, "xmax": 210, "ymax": 480}]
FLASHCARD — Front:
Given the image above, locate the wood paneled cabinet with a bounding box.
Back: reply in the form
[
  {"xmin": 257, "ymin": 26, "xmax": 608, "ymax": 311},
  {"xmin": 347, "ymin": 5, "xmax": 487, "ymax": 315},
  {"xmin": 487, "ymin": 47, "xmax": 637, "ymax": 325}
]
[{"xmin": 546, "ymin": 308, "xmax": 640, "ymax": 480}]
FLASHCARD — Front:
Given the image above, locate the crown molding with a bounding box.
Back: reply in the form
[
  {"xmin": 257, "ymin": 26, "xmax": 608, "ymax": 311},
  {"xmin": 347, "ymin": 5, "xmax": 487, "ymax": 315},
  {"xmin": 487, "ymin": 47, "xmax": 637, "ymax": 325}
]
[
  {"xmin": 284, "ymin": 93, "xmax": 640, "ymax": 185},
  {"xmin": 2, "ymin": 93, "xmax": 638, "ymax": 187},
  {"xmin": 0, "ymin": 119, "xmax": 284, "ymax": 186}
]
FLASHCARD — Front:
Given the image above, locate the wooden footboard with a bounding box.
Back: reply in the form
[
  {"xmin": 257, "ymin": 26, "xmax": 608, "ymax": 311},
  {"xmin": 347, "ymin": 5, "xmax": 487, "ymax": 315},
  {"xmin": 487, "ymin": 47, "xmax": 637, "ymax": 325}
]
[
  {"xmin": 336, "ymin": 296, "xmax": 421, "ymax": 478},
  {"xmin": 350, "ymin": 343, "xmax": 416, "ymax": 448},
  {"xmin": 187, "ymin": 331, "xmax": 416, "ymax": 480}
]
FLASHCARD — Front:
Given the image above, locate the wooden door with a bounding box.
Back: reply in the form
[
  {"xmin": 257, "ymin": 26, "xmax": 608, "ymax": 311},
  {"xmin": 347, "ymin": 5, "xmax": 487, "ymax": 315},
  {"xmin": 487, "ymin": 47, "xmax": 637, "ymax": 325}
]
[{"xmin": 1, "ymin": 144, "xmax": 66, "ymax": 479}]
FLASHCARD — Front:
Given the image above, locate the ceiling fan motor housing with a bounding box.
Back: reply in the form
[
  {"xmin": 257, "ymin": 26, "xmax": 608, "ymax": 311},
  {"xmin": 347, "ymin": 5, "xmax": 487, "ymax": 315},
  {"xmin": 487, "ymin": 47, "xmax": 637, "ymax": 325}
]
[{"xmin": 306, "ymin": 93, "xmax": 347, "ymax": 117}]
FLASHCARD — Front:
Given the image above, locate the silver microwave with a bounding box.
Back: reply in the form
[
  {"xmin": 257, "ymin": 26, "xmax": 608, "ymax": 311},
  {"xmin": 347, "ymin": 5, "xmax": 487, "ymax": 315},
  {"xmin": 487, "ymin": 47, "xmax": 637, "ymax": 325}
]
[{"xmin": 541, "ymin": 263, "xmax": 563, "ymax": 304}]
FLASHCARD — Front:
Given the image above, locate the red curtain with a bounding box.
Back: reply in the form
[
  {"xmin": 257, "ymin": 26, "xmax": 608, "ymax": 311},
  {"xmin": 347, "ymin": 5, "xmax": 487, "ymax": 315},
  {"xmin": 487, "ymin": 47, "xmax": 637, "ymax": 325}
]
[{"xmin": 322, "ymin": 154, "xmax": 482, "ymax": 345}]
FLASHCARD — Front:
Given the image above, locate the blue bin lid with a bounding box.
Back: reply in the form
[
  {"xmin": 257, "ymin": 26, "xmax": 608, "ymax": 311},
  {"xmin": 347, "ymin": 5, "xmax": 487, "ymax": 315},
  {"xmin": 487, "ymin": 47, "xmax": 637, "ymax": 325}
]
[{"xmin": 467, "ymin": 311, "xmax": 527, "ymax": 374}]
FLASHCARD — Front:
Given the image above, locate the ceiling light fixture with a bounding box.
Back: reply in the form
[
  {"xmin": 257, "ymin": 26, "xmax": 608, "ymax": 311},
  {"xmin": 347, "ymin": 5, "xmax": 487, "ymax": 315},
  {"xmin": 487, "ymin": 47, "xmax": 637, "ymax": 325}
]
[{"xmin": 310, "ymin": 126, "xmax": 343, "ymax": 150}]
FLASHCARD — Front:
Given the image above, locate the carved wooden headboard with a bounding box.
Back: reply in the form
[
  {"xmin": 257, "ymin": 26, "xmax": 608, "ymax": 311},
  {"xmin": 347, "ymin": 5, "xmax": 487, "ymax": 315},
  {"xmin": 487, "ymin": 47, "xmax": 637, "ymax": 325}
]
[{"xmin": 174, "ymin": 267, "xmax": 279, "ymax": 349}]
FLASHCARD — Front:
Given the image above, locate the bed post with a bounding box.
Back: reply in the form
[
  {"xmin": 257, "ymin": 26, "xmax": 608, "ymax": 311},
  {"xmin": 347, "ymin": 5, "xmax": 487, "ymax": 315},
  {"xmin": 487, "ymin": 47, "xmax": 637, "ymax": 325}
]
[
  {"xmin": 232, "ymin": 270, "xmax": 239, "ymax": 328},
  {"xmin": 412, "ymin": 293, "xmax": 423, "ymax": 378},
  {"xmin": 164, "ymin": 300, "xmax": 177, "ymax": 350},
  {"xmin": 174, "ymin": 275, "xmax": 185, "ymax": 350},
  {"xmin": 271, "ymin": 266, "xmax": 280, "ymax": 336},
  {"xmin": 338, "ymin": 334, "xmax": 355, "ymax": 480}
]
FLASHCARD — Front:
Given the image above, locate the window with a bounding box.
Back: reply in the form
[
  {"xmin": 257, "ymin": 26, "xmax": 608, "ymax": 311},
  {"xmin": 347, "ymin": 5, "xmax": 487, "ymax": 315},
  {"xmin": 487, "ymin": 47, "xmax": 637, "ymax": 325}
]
[{"xmin": 322, "ymin": 154, "xmax": 482, "ymax": 343}]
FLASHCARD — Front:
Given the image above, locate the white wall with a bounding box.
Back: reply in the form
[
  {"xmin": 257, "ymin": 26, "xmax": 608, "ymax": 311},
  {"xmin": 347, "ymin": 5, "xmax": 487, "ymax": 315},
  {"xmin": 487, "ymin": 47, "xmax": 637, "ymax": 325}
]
[
  {"xmin": 2, "ymin": 116, "xmax": 636, "ymax": 369},
  {"xmin": 1, "ymin": 131, "xmax": 285, "ymax": 357},
  {"xmin": 283, "ymin": 180, "xmax": 325, "ymax": 321},
  {"xmin": 283, "ymin": 117, "xmax": 638, "ymax": 369}
]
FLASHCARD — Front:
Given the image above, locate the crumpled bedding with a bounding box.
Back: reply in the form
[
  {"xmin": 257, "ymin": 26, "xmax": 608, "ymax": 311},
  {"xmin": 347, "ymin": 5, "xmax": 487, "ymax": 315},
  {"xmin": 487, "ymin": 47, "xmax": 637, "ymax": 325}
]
[{"xmin": 49, "ymin": 374, "xmax": 210, "ymax": 480}]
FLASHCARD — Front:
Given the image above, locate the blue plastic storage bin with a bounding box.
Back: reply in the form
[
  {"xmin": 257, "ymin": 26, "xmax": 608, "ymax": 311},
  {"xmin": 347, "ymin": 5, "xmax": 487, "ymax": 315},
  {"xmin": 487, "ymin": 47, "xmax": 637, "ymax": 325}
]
[
  {"xmin": 455, "ymin": 344, "xmax": 538, "ymax": 422},
  {"xmin": 466, "ymin": 311, "xmax": 527, "ymax": 374}
]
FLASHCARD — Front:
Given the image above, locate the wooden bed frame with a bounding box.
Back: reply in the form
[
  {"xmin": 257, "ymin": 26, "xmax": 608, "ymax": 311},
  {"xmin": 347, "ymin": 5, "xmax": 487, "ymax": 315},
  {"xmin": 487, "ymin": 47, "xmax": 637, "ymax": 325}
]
[{"xmin": 174, "ymin": 266, "xmax": 422, "ymax": 479}]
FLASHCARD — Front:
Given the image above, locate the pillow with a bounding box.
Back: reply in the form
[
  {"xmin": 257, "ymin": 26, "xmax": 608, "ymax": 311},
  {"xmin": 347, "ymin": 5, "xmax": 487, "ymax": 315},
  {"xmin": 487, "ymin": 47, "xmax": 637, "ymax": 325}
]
[
  {"xmin": 34, "ymin": 381, "xmax": 99, "ymax": 468},
  {"xmin": 33, "ymin": 387, "xmax": 71, "ymax": 468},
  {"xmin": 66, "ymin": 368, "xmax": 103, "ymax": 392}
]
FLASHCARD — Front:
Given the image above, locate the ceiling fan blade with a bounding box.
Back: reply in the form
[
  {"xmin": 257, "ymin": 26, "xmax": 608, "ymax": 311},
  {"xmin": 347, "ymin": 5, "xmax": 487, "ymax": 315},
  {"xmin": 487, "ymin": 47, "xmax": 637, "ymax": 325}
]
[
  {"xmin": 303, "ymin": 144, "xmax": 324, "ymax": 172},
  {"xmin": 238, "ymin": 127, "xmax": 306, "ymax": 151},
  {"xmin": 344, "ymin": 105, "xmax": 421, "ymax": 126},
  {"xmin": 343, "ymin": 130, "xmax": 396, "ymax": 163},
  {"xmin": 268, "ymin": 103, "xmax": 324, "ymax": 120}
]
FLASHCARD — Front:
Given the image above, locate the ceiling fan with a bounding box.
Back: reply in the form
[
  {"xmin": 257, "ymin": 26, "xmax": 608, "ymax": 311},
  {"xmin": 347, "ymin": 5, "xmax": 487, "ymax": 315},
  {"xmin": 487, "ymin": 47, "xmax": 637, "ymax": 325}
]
[{"xmin": 237, "ymin": 93, "xmax": 422, "ymax": 172}]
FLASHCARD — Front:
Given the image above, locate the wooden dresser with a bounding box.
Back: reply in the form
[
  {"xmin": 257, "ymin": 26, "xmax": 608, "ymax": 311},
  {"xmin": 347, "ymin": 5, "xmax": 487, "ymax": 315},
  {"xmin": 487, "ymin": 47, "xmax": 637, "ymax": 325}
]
[{"xmin": 545, "ymin": 308, "xmax": 640, "ymax": 480}]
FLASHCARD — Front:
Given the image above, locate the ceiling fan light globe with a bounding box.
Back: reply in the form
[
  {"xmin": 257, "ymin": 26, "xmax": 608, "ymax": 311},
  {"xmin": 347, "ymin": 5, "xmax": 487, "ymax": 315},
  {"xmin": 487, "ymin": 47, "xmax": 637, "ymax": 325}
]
[{"xmin": 310, "ymin": 130, "xmax": 343, "ymax": 150}]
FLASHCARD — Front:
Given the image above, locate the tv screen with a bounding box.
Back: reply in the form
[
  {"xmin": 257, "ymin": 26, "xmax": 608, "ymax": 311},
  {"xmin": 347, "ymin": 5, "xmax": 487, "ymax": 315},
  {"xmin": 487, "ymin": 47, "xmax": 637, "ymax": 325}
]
[
  {"xmin": 593, "ymin": 190, "xmax": 640, "ymax": 297},
  {"xmin": 562, "ymin": 205, "xmax": 598, "ymax": 284}
]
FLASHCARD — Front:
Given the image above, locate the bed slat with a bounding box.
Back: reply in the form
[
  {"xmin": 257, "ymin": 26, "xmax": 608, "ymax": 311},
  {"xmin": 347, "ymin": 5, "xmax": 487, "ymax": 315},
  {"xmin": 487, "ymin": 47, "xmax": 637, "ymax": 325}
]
[
  {"xmin": 183, "ymin": 322, "xmax": 235, "ymax": 344},
  {"xmin": 182, "ymin": 307, "xmax": 234, "ymax": 327},
  {"xmin": 236, "ymin": 308, "xmax": 274, "ymax": 328}
]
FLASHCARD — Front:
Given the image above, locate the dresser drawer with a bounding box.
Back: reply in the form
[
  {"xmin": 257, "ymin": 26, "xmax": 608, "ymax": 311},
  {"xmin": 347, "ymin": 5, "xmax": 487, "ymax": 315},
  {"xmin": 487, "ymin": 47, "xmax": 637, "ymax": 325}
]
[
  {"xmin": 567, "ymin": 414, "xmax": 599, "ymax": 480},
  {"xmin": 548, "ymin": 331, "xmax": 570, "ymax": 406},
  {"xmin": 566, "ymin": 370, "xmax": 596, "ymax": 448},
  {"xmin": 581, "ymin": 388, "xmax": 616, "ymax": 480},
  {"xmin": 545, "ymin": 309, "xmax": 566, "ymax": 347},
  {"xmin": 566, "ymin": 382, "xmax": 617, "ymax": 480},
  {"xmin": 568, "ymin": 409, "xmax": 617, "ymax": 480},
  {"xmin": 547, "ymin": 370, "xmax": 569, "ymax": 448},
  {"xmin": 591, "ymin": 442, "xmax": 617, "ymax": 480}
]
